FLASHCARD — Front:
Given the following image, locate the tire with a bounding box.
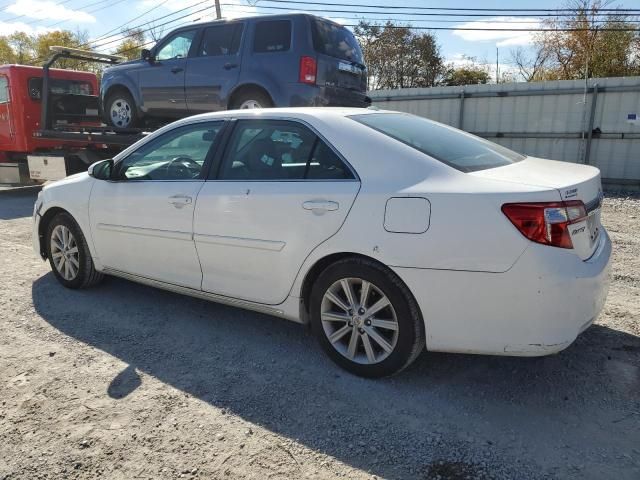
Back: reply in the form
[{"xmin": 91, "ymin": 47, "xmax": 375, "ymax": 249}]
[
  {"xmin": 104, "ymin": 90, "xmax": 139, "ymax": 128},
  {"xmin": 45, "ymin": 212, "xmax": 103, "ymax": 289},
  {"xmin": 230, "ymin": 90, "xmax": 274, "ymax": 110},
  {"xmin": 310, "ymin": 257, "xmax": 425, "ymax": 378}
]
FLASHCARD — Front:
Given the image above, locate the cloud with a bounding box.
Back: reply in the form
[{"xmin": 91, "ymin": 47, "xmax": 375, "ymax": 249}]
[
  {"xmin": 452, "ymin": 17, "xmax": 540, "ymax": 47},
  {"xmin": 5, "ymin": 0, "xmax": 95, "ymax": 23},
  {"xmin": 0, "ymin": 20, "xmax": 54, "ymax": 36}
]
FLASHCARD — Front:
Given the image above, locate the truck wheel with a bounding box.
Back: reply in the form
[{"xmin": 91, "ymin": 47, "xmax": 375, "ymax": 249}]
[
  {"xmin": 105, "ymin": 91, "xmax": 138, "ymax": 128},
  {"xmin": 46, "ymin": 212, "xmax": 104, "ymax": 289},
  {"xmin": 230, "ymin": 90, "xmax": 273, "ymax": 110}
]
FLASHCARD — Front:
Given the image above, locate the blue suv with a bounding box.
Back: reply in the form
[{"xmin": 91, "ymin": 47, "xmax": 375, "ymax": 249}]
[{"xmin": 101, "ymin": 14, "xmax": 369, "ymax": 128}]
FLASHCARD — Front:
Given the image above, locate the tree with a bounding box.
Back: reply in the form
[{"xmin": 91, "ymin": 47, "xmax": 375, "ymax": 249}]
[
  {"xmin": 511, "ymin": 46, "xmax": 550, "ymax": 82},
  {"xmin": 442, "ymin": 63, "xmax": 491, "ymax": 86},
  {"xmin": 115, "ymin": 28, "xmax": 146, "ymax": 61},
  {"xmin": 8, "ymin": 32, "xmax": 34, "ymax": 64},
  {"xmin": 34, "ymin": 30, "xmax": 87, "ymax": 69},
  {"xmin": 354, "ymin": 21, "xmax": 446, "ymax": 90},
  {"xmin": 511, "ymin": 0, "xmax": 640, "ymax": 81}
]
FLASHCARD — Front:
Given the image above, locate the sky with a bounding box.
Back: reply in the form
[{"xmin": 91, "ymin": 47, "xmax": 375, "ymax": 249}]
[{"xmin": 1, "ymin": 0, "xmax": 639, "ymax": 77}]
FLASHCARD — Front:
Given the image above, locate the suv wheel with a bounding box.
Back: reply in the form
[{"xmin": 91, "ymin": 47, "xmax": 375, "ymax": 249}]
[
  {"xmin": 310, "ymin": 258, "xmax": 425, "ymax": 378},
  {"xmin": 105, "ymin": 91, "xmax": 138, "ymax": 128},
  {"xmin": 231, "ymin": 90, "xmax": 273, "ymax": 110}
]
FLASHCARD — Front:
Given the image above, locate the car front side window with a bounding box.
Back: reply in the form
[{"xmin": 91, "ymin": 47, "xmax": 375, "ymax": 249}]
[
  {"xmin": 114, "ymin": 122, "xmax": 223, "ymax": 181},
  {"xmin": 156, "ymin": 30, "xmax": 197, "ymax": 61}
]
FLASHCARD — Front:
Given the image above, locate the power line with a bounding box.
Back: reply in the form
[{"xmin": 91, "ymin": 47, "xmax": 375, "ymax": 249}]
[
  {"xmin": 1, "ymin": 0, "xmax": 74, "ymax": 24},
  {"xmin": 252, "ymin": 0, "xmax": 640, "ymax": 13},
  {"xmin": 235, "ymin": 6, "xmax": 640, "ymax": 25}
]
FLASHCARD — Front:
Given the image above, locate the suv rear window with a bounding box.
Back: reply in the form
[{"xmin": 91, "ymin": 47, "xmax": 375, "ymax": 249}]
[
  {"xmin": 311, "ymin": 18, "xmax": 364, "ymax": 65},
  {"xmin": 351, "ymin": 113, "xmax": 525, "ymax": 172},
  {"xmin": 199, "ymin": 23, "xmax": 243, "ymax": 56},
  {"xmin": 28, "ymin": 78, "xmax": 93, "ymax": 100},
  {"xmin": 253, "ymin": 20, "xmax": 291, "ymax": 53}
]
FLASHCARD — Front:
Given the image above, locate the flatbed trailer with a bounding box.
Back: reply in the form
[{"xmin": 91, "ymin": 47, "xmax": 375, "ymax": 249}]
[{"xmin": 0, "ymin": 47, "xmax": 149, "ymax": 185}]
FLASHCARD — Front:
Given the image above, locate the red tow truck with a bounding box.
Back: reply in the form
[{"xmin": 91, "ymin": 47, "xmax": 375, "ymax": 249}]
[{"xmin": 0, "ymin": 47, "xmax": 145, "ymax": 185}]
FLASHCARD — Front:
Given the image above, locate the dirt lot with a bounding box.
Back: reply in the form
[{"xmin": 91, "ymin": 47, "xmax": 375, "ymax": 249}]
[{"xmin": 0, "ymin": 190, "xmax": 638, "ymax": 480}]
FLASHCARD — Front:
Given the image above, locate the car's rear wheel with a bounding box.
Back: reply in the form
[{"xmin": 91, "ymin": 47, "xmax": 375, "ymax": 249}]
[
  {"xmin": 310, "ymin": 258, "xmax": 425, "ymax": 377},
  {"xmin": 230, "ymin": 90, "xmax": 273, "ymax": 110},
  {"xmin": 46, "ymin": 212, "xmax": 103, "ymax": 289},
  {"xmin": 105, "ymin": 90, "xmax": 138, "ymax": 128}
]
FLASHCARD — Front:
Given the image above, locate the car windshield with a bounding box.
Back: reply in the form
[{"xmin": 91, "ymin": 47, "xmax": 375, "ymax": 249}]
[
  {"xmin": 311, "ymin": 18, "xmax": 364, "ymax": 65},
  {"xmin": 350, "ymin": 113, "xmax": 525, "ymax": 172}
]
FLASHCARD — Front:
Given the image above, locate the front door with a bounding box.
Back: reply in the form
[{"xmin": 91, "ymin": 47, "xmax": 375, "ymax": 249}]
[
  {"xmin": 194, "ymin": 118, "xmax": 360, "ymax": 304},
  {"xmin": 138, "ymin": 29, "xmax": 198, "ymax": 116},
  {"xmin": 186, "ymin": 23, "xmax": 244, "ymax": 113},
  {"xmin": 89, "ymin": 120, "xmax": 224, "ymax": 289}
]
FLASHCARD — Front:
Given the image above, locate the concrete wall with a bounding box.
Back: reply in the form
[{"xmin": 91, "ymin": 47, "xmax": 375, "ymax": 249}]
[{"xmin": 369, "ymin": 77, "xmax": 640, "ymax": 186}]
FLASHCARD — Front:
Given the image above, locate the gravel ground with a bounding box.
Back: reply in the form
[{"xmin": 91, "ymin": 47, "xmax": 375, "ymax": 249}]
[{"xmin": 0, "ymin": 190, "xmax": 638, "ymax": 480}]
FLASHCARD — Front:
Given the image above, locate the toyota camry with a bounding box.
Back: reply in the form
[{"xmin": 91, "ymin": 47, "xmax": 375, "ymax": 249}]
[{"xmin": 32, "ymin": 108, "xmax": 612, "ymax": 377}]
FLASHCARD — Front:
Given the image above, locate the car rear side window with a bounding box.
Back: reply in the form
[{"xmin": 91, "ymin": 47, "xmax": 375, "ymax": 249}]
[
  {"xmin": 253, "ymin": 20, "xmax": 291, "ymax": 53},
  {"xmin": 351, "ymin": 113, "xmax": 525, "ymax": 172},
  {"xmin": 199, "ymin": 23, "xmax": 243, "ymax": 56},
  {"xmin": 218, "ymin": 119, "xmax": 354, "ymax": 181},
  {"xmin": 311, "ymin": 18, "xmax": 364, "ymax": 65}
]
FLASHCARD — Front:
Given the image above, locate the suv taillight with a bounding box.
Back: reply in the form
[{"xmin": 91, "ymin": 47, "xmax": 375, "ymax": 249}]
[
  {"xmin": 502, "ymin": 201, "xmax": 587, "ymax": 249},
  {"xmin": 299, "ymin": 56, "xmax": 317, "ymax": 84}
]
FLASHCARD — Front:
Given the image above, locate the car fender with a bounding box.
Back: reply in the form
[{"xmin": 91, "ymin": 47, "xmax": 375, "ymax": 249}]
[
  {"xmin": 101, "ymin": 73, "xmax": 142, "ymax": 116},
  {"xmin": 229, "ymin": 75, "xmax": 284, "ymax": 107},
  {"xmin": 37, "ymin": 173, "xmax": 103, "ymax": 271}
]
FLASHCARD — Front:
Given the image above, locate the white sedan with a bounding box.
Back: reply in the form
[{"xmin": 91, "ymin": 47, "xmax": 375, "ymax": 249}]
[{"xmin": 32, "ymin": 108, "xmax": 611, "ymax": 377}]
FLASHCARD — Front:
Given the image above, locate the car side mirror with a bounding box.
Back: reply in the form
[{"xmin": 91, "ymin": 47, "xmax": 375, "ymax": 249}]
[
  {"xmin": 88, "ymin": 159, "xmax": 113, "ymax": 180},
  {"xmin": 141, "ymin": 49, "xmax": 153, "ymax": 62}
]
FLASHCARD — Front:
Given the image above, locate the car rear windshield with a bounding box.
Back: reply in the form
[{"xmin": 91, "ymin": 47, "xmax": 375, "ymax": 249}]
[
  {"xmin": 311, "ymin": 18, "xmax": 364, "ymax": 65},
  {"xmin": 351, "ymin": 113, "xmax": 525, "ymax": 172}
]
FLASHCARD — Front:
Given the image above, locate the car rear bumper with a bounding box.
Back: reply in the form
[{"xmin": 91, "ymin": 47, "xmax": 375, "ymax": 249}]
[
  {"xmin": 392, "ymin": 230, "xmax": 612, "ymax": 356},
  {"xmin": 282, "ymin": 84, "xmax": 370, "ymax": 108}
]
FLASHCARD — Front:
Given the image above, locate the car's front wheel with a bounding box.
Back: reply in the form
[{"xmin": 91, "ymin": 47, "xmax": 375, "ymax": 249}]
[
  {"xmin": 46, "ymin": 212, "xmax": 103, "ymax": 289},
  {"xmin": 105, "ymin": 90, "xmax": 139, "ymax": 128},
  {"xmin": 310, "ymin": 258, "xmax": 425, "ymax": 377}
]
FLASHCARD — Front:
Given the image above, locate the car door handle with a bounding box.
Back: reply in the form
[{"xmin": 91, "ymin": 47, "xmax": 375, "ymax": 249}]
[
  {"xmin": 171, "ymin": 67, "xmax": 184, "ymax": 74},
  {"xmin": 223, "ymin": 63, "xmax": 238, "ymax": 70},
  {"xmin": 169, "ymin": 194, "xmax": 192, "ymax": 208},
  {"xmin": 303, "ymin": 200, "xmax": 339, "ymax": 211}
]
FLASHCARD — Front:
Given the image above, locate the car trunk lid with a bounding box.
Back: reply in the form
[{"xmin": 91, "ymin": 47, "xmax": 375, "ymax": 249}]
[{"xmin": 472, "ymin": 157, "xmax": 604, "ymax": 260}]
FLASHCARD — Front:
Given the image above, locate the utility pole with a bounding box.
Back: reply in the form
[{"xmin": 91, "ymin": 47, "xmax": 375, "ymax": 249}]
[
  {"xmin": 214, "ymin": 0, "xmax": 221, "ymax": 19},
  {"xmin": 496, "ymin": 47, "xmax": 499, "ymax": 84}
]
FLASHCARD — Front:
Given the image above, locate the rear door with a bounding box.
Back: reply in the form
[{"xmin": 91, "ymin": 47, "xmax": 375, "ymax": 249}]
[
  {"xmin": 138, "ymin": 28, "xmax": 198, "ymax": 116},
  {"xmin": 185, "ymin": 22, "xmax": 244, "ymax": 113},
  {"xmin": 193, "ymin": 118, "xmax": 360, "ymax": 304},
  {"xmin": 309, "ymin": 17, "xmax": 366, "ymax": 94}
]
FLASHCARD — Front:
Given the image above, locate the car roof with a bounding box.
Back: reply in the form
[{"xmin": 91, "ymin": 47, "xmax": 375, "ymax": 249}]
[
  {"xmin": 177, "ymin": 107, "xmax": 389, "ymax": 124},
  {"xmin": 184, "ymin": 12, "xmax": 343, "ymax": 30}
]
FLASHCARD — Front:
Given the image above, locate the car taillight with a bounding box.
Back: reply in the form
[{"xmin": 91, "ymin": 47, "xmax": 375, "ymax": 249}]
[
  {"xmin": 299, "ymin": 56, "xmax": 317, "ymax": 84},
  {"xmin": 502, "ymin": 201, "xmax": 587, "ymax": 249}
]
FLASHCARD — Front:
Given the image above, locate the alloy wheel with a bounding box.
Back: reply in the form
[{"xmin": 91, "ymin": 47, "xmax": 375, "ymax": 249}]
[
  {"xmin": 320, "ymin": 277, "xmax": 399, "ymax": 365},
  {"xmin": 50, "ymin": 225, "xmax": 80, "ymax": 281}
]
